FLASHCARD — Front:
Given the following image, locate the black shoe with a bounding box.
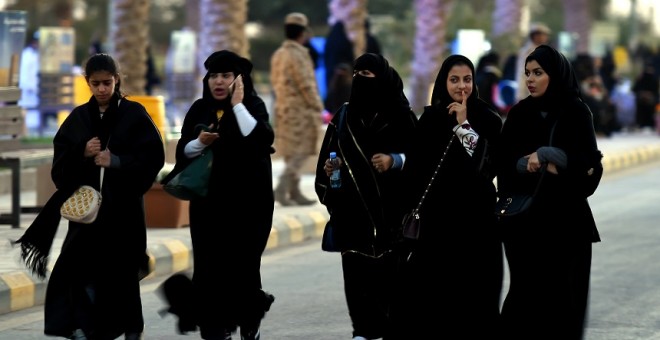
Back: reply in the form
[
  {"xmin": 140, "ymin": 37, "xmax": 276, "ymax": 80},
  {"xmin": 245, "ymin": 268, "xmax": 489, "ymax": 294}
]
[
  {"xmin": 239, "ymin": 291, "xmax": 274, "ymax": 340},
  {"xmin": 69, "ymin": 329, "xmax": 87, "ymax": 340},
  {"xmin": 157, "ymin": 273, "xmax": 198, "ymax": 334},
  {"xmin": 125, "ymin": 332, "xmax": 143, "ymax": 340},
  {"xmin": 240, "ymin": 328, "xmax": 260, "ymax": 340},
  {"xmin": 202, "ymin": 330, "xmax": 232, "ymax": 340}
]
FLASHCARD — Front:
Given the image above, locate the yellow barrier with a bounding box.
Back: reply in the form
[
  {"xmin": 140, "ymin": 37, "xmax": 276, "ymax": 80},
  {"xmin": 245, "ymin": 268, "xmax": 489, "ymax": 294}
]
[
  {"xmin": 131, "ymin": 95, "xmax": 168, "ymax": 144},
  {"xmin": 72, "ymin": 77, "xmax": 168, "ymax": 142},
  {"xmin": 57, "ymin": 110, "xmax": 69, "ymax": 127},
  {"xmin": 74, "ymin": 74, "xmax": 91, "ymax": 107}
]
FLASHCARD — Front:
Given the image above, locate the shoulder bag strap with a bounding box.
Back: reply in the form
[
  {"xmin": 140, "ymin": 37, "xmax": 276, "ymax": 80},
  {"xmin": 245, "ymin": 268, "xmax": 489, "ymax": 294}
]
[
  {"xmin": 100, "ymin": 136, "xmax": 110, "ymax": 192},
  {"xmin": 411, "ymin": 134, "xmax": 456, "ymax": 214},
  {"xmin": 530, "ymin": 119, "xmax": 558, "ymax": 196}
]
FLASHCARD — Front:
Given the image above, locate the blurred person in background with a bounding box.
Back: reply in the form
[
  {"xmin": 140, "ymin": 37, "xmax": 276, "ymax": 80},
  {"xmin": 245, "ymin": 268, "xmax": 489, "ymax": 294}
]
[
  {"xmin": 364, "ymin": 18, "xmax": 382, "ymax": 56},
  {"xmin": 515, "ymin": 23, "xmax": 551, "ymax": 103},
  {"xmin": 144, "ymin": 44, "xmax": 161, "ymax": 96},
  {"xmin": 324, "ymin": 62, "xmax": 353, "ymax": 116},
  {"xmin": 270, "ymin": 12, "xmax": 325, "ymax": 206},
  {"xmin": 476, "ymin": 51, "xmax": 506, "ymax": 116},
  {"xmin": 18, "ymin": 31, "xmax": 40, "ymax": 135},
  {"xmin": 632, "ymin": 61, "xmax": 659, "ymax": 132},
  {"xmin": 610, "ymin": 77, "xmax": 637, "ymax": 132},
  {"xmin": 323, "ymin": 20, "xmax": 354, "ymax": 104},
  {"xmin": 573, "ymin": 53, "xmax": 618, "ymax": 137}
]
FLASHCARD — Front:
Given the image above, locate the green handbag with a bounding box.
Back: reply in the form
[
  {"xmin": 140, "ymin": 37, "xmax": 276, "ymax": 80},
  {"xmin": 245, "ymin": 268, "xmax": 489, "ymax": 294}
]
[
  {"xmin": 163, "ymin": 148, "xmax": 213, "ymax": 200},
  {"xmin": 163, "ymin": 124, "xmax": 214, "ymax": 200}
]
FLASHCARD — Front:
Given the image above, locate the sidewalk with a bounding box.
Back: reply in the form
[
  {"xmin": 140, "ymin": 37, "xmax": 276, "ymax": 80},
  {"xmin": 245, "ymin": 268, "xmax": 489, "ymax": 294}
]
[{"xmin": 0, "ymin": 131, "xmax": 658, "ymax": 316}]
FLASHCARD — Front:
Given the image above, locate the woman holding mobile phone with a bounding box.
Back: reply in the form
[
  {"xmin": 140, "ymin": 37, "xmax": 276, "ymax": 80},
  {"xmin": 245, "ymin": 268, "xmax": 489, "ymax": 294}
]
[{"xmin": 161, "ymin": 50, "xmax": 275, "ymax": 340}]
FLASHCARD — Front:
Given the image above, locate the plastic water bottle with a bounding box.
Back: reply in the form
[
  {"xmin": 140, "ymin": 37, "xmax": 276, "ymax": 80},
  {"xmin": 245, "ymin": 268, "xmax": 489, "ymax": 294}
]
[{"xmin": 330, "ymin": 152, "xmax": 342, "ymax": 189}]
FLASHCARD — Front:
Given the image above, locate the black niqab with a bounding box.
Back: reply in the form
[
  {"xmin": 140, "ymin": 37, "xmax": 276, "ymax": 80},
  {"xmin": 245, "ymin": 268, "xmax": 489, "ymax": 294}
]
[{"xmin": 349, "ymin": 53, "xmax": 410, "ymax": 117}]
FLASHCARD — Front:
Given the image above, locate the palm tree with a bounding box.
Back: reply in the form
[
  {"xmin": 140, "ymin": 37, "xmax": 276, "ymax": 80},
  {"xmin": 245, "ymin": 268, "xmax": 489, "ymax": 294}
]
[
  {"xmin": 491, "ymin": 0, "xmax": 525, "ymax": 57},
  {"xmin": 562, "ymin": 0, "xmax": 591, "ymax": 54},
  {"xmin": 53, "ymin": 0, "xmax": 73, "ymax": 27},
  {"xmin": 109, "ymin": 0, "xmax": 150, "ymax": 96},
  {"xmin": 409, "ymin": 0, "xmax": 451, "ymax": 114},
  {"xmin": 185, "ymin": 0, "xmax": 200, "ymax": 33},
  {"xmin": 328, "ymin": 0, "xmax": 368, "ymax": 59},
  {"xmin": 197, "ymin": 0, "xmax": 248, "ymax": 96}
]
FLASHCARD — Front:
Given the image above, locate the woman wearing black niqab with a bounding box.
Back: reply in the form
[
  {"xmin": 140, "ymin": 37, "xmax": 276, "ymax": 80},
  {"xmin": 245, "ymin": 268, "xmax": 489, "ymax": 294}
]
[{"xmin": 315, "ymin": 53, "xmax": 417, "ymax": 340}]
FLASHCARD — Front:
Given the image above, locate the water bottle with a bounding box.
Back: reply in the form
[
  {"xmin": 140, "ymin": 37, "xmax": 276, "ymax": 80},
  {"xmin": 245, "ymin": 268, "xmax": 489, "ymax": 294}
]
[{"xmin": 330, "ymin": 152, "xmax": 342, "ymax": 189}]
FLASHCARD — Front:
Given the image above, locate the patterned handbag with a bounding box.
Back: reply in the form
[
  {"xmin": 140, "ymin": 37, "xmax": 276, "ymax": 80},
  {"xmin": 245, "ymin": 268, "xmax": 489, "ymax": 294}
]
[{"xmin": 61, "ymin": 168, "xmax": 104, "ymax": 224}]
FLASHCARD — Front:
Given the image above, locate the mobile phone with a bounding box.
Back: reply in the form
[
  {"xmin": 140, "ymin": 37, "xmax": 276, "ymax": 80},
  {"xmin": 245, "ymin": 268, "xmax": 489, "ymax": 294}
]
[{"xmin": 228, "ymin": 74, "xmax": 242, "ymax": 95}]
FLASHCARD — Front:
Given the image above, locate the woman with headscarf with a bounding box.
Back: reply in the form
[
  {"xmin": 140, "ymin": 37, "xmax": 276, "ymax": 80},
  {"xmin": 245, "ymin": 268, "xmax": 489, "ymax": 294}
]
[
  {"xmin": 161, "ymin": 50, "xmax": 275, "ymax": 340},
  {"xmin": 496, "ymin": 45, "xmax": 602, "ymax": 339},
  {"xmin": 13, "ymin": 53, "xmax": 165, "ymax": 339},
  {"xmin": 315, "ymin": 53, "xmax": 417, "ymax": 340},
  {"xmin": 323, "ymin": 20, "xmax": 354, "ymax": 101},
  {"xmin": 391, "ymin": 54, "xmax": 503, "ymax": 338}
]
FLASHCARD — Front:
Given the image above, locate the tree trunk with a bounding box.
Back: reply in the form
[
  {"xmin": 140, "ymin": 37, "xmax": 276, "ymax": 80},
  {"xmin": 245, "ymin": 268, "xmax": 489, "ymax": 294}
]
[
  {"xmin": 197, "ymin": 0, "xmax": 248, "ymax": 97},
  {"xmin": 53, "ymin": 0, "xmax": 73, "ymax": 27},
  {"xmin": 409, "ymin": 0, "xmax": 450, "ymax": 115},
  {"xmin": 110, "ymin": 0, "xmax": 149, "ymax": 96},
  {"xmin": 185, "ymin": 0, "xmax": 201, "ymax": 33},
  {"xmin": 563, "ymin": 0, "xmax": 591, "ymax": 54},
  {"xmin": 491, "ymin": 0, "xmax": 524, "ymax": 57}
]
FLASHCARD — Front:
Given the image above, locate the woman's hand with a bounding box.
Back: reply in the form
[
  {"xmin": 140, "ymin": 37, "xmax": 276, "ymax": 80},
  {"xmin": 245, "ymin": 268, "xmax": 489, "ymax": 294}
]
[
  {"xmin": 547, "ymin": 162, "xmax": 558, "ymax": 174},
  {"xmin": 446, "ymin": 90, "xmax": 468, "ymax": 124},
  {"xmin": 231, "ymin": 74, "xmax": 244, "ymax": 106},
  {"xmin": 198, "ymin": 123, "xmax": 219, "ymax": 145},
  {"xmin": 94, "ymin": 148, "xmax": 111, "ymax": 167},
  {"xmin": 371, "ymin": 153, "xmax": 392, "ymax": 173},
  {"xmin": 85, "ymin": 137, "xmax": 101, "ymax": 157},
  {"xmin": 525, "ymin": 152, "xmax": 542, "ymax": 173},
  {"xmin": 324, "ymin": 157, "xmax": 343, "ymax": 177}
]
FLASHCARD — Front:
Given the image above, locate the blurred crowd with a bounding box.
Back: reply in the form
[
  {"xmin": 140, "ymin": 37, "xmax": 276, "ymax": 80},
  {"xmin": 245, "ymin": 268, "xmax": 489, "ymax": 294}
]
[
  {"xmin": 475, "ymin": 25, "xmax": 660, "ymax": 137},
  {"xmin": 17, "ymin": 19, "xmax": 660, "ymax": 138}
]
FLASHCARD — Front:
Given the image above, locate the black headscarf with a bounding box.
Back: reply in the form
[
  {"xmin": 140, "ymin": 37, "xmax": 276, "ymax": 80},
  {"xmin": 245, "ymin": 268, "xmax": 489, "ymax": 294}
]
[
  {"xmin": 201, "ymin": 50, "xmax": 258, "ymax": 110},
  {"xmin": 524, "ymin": 44, "xmax": 582, "ymax": 109},
  {"xmin": 349, "ymin": 53, "xmax": 410, "ymax": 116},
  {"xmin": 430, "ymin": 54, "xmax": 481, "ymax": 108}
]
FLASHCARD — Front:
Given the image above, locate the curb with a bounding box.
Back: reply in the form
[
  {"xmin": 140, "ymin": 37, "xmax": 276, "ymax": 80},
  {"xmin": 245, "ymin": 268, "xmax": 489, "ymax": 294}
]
[
  {"xmin": 601, "ymin": 144, "xmax": 660, "ymax": 173},
  {"xmin": 0, "ymin": 209, "xmax": 329, "ymax": 316}
]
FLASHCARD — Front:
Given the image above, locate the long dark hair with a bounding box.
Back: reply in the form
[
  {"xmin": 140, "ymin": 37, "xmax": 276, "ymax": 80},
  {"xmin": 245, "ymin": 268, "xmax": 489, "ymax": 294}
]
[{"xmin": 84, "ymin": 53, "xmax": 124, "ymax": 98}]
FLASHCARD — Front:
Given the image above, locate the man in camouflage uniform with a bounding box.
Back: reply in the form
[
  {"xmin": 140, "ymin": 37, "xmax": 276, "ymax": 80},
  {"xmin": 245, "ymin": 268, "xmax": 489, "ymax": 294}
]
[{"xmin": 270, "ymin": 12, "xmax": 324, "ymax": 206}]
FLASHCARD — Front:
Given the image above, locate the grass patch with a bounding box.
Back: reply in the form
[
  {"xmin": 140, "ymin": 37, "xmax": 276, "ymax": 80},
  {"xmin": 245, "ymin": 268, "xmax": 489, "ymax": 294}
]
[{"xmin": 20, "ymin": 136, "xmax": 53, "ymax": 145}]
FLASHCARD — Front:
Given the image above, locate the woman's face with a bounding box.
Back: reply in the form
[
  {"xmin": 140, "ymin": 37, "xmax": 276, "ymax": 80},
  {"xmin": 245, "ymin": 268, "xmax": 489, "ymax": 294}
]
[
  {"xmin": 87, "ymin": 71, "xmax": 116, "ymax": 106},
  {"xmin": 446, "ymin": 64, "xmax": 472, "ymax": 102},
  {"xmin": 524, "ymin": 60, "xmax": 549, "ymax": 97},
  {"xmin": 208, "ymin": 72, "xmax": 237, "ymax": 100},
  {"xmin": 353, "ymin": 69, "xmax": 376, "ymax": 78}
]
